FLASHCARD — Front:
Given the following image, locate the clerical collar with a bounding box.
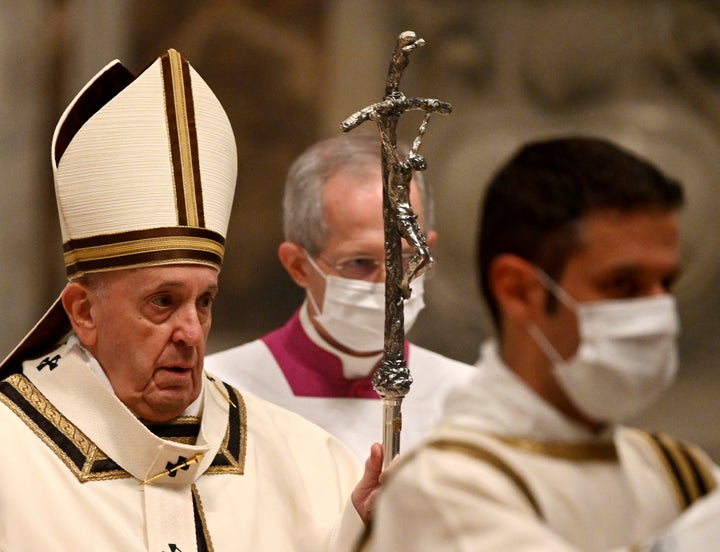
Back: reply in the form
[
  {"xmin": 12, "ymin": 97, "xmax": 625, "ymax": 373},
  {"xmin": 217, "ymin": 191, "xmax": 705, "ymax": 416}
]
[
  {"xmin": 65, "ymin": 333, "xmax": 205, "ymax": 417},
  {"xmin": 299, "ymin": 301, "xmax": 382, "ymax": 379}
]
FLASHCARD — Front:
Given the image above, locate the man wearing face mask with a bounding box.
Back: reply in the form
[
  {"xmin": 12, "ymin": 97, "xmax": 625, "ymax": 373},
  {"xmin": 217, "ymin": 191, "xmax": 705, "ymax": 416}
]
[
  {"xmin": 205, "ymin": 132, "xmax": 475, "ymax": 459},
  {"xmin": 361, "ymin": 136, "xmax": 720, "ymax": 551}
]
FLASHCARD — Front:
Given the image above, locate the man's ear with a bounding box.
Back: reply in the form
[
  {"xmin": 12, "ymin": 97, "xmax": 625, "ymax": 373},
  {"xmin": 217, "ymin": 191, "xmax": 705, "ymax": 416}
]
[
  {"xmin": 489, "ymin": 254, "xmax": 545, "ymax": 325},
  {"xmin": 278, "ymin": 242, "xmax": 310, "ymax": 288},
  {"xmin": 61, "ymin": 282, "xmax": 98, "ymax": 347}
]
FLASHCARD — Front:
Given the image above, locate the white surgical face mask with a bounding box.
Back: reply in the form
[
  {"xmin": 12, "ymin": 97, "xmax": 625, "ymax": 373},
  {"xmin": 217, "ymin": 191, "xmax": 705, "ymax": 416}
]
[
  {"xmin": 527, "ymin": 269, "xmax": 679, "ymax": 423},
  {"xmin": 304, "ymin": 253, "xmax": 425, "ymax": 353}
]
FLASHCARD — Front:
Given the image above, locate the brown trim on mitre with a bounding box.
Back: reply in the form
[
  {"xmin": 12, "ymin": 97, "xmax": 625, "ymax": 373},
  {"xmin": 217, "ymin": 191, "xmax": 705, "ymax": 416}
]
[
  {"xmin": 63, "ymin": 226, "xmax": 225, "ymax": 278},
  {"xmin": 161, "ymin": 49, "xmax": 204, "ymax": 229},
  {"xmin": 53, "ymin": 62, "xmax": 135, "ymax": 166}
]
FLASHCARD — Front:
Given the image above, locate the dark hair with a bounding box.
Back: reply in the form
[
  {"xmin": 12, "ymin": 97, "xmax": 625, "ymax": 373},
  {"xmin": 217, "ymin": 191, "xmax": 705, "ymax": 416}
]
[{"xmin": 477, "ymin": 136, "xmax": 685, "ymax": 329}]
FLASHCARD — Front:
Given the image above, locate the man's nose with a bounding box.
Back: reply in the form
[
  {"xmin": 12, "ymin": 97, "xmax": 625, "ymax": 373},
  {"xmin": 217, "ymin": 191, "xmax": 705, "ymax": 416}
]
[
  {"xmin": 172, "ymin": 306, "xmax": 204, "ymax": 346},
  {"xmin": 369, "ymin": 252, "xmax": 412, "ymax": 283},
  {"xmin": 648, "ymin": 279, "xmax": 672, "ymax": 297},
  {"xmin": 370, "ymin": 264, "xmax": 387, "ymax": 283}
]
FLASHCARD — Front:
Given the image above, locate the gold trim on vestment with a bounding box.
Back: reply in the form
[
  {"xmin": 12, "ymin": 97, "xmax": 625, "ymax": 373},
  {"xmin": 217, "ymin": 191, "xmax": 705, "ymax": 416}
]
[
  {"xmin": 661, "ymin": 433, "xmax": 701, "ymax": 505},
  {"xmin": 192, "ymin": 483, "xmax": 215, "ymax": 552},
  {"xmin": 426, "ymin": 438, "xmax": 543, "ymax": 518},
  {"xmin": 205, "ymin": 385, "xmax": 247, "ymax": 476},
  {"xmin": 147, "ymin": 415, "xmax": 200, "ymax": 446},
  {"xmin": 491, "ymin": 434, "xmax": 618, "ymax": 461},
  {"xmin": 636, "ymin": 430, "xmax": 717, "ymax": 511},
  {"xmin": 415, "ymin": 433, "xmax": 618, "ymax": 521},
  {"xmin": 0, "ymin": 373, "xmax": 127, "ymax": 481},
  {"xmin": 0, "ymin": 373, "xmax": 246, "ymax": 481},
  {"xmin": 682, "ymin": 441, "xmax": 718, "ymax": 495}
]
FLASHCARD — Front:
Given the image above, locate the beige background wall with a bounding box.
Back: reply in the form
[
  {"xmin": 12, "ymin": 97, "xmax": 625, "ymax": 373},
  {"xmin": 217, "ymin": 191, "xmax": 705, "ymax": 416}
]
[{"xmin": 1, "ymin": 0, "xmax": 719, "ymax": 456}]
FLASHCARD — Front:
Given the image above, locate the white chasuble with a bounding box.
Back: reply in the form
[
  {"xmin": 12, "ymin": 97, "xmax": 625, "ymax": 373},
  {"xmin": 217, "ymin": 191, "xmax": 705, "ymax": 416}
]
[
  {"xmin": 20, "ymin": 344, "xmax": 233, "ymax": 552},
  {"xmin": 0, "ymin": 342, "xmax": 362, "ymax": 551}
]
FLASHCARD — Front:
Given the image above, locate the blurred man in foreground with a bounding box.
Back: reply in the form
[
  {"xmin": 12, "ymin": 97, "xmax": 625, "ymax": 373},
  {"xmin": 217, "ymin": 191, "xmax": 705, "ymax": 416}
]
[{"xmin": 362, "ymin": 136, "xmax": 720, "ymax": 551}]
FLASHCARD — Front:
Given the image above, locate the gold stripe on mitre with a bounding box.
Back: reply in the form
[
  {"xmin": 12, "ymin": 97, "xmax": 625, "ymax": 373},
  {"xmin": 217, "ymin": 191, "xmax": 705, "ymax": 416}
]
[
  {"xmin": 63, "ymin": 228, "xmax": 225, "ymax": 278},
  {"xmin": 161, "ymin": 49, "xmax": 203, "ymax": 228}
]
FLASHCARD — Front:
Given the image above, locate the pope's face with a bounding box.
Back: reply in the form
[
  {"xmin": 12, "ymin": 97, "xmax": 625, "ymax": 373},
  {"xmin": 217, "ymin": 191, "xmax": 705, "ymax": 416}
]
[{"xmin": 83, "ymin": 265, "xmax": 218, "ymax": 422}]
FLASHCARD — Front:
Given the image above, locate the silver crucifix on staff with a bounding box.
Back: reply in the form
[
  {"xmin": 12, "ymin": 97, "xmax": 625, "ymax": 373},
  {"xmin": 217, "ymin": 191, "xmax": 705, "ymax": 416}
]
[{"xmin": 341, "ymin": 31, "xmax": 452, "ymax": 468}]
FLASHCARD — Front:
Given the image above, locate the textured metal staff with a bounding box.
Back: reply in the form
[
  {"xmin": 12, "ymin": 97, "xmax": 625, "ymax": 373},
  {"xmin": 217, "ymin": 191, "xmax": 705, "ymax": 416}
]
[{"xmin": 341, "ymin": 31, "xmax": 452, "ymax": 467}]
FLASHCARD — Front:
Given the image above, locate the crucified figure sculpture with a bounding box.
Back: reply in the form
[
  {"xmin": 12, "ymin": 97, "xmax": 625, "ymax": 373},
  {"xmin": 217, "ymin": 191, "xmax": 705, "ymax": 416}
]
[{"xmin": 341, "ymin": 31, "xmax": 451, "ymax": 466}]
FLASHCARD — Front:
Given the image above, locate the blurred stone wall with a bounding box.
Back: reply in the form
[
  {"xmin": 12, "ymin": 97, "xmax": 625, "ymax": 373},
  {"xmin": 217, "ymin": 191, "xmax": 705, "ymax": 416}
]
[
  {"xmin": 0, "ymin": 0, "xmax": 128, "ymax": 359},
  {"xmin": 125, "ymin": 0, "xmax": 328, "ymax": 348},
  {"xmin": 1, "ymin": 0, "xmax": 719, "ymax": 456}
]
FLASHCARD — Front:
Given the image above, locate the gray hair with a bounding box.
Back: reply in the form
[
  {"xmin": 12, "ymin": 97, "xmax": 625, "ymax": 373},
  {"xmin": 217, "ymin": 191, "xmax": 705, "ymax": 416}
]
[
  {"xmin": 283, "ymin": 132, "xmax": 434, "ymax": 255},
  {"xmin": 72, "ymin": 272, "xmax": 108, "ymax": 293}
]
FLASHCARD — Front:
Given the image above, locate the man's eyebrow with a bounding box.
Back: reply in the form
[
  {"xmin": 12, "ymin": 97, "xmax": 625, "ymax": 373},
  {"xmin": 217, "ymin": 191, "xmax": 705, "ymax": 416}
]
[
  {"xmin": 149, "ymin": 281, "xmax": 184, "ymax": 291},
  {"xmin": 148, "ymin": 282, "xmax": 219, "ymax": 293},
  {"xmin": 601, "ymin": 263, "xmax": 684, "ymax": 280}
]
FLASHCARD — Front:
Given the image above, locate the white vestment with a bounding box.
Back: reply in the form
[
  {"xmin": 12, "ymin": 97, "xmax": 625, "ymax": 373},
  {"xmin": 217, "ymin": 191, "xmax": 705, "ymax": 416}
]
[
  {"xmin": 0, "ymin": 341, "xmax": 363, "ymax": 551},
  {"xmin": 362, "ymin": 340, "xmax": 719, "ymax": 552},
  {"xmin": 205, "ymin": 304, "xmax": 476, "ymax": 459}
]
